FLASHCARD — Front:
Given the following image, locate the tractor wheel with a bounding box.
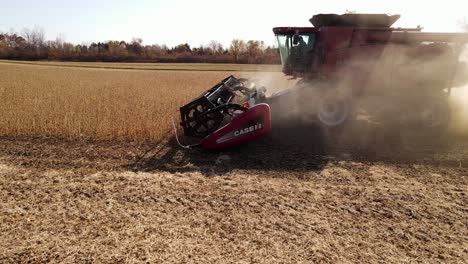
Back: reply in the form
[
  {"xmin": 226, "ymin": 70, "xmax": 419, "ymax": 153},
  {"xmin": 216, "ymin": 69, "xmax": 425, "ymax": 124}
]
[{"xmin": 317, "ymin": 95, "xmax": 353, "ymax": 127}]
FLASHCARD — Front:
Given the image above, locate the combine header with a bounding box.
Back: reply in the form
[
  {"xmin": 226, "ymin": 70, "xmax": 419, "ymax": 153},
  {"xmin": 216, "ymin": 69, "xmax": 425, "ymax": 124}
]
[
  {"xmin": 176, "ymin": 76, "xmax": 271, "ymax": 150},
  {"xmin": 176, "ymin": 13, "xmax": 468, "ymax": 150}
]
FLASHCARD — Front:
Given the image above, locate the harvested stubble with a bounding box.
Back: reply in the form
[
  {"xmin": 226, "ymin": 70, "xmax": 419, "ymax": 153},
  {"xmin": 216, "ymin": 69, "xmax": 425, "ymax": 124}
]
[
  {"xmin": 0, "ymin": 161, "xmax": 467, "ymax": 262},
  {"xmin": 0, "ymin": 63, "xmax": 284, "ymax": 142}
]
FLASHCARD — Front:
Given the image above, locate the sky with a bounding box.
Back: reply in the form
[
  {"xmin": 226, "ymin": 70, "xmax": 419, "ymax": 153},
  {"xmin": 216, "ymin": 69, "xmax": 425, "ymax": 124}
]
[{"xmin": 1, "ymin": 0, "xmax": 467, "ymax": 48}]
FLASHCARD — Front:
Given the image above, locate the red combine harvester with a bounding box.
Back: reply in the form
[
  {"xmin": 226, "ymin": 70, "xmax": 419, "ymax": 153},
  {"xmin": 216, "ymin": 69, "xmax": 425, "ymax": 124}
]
[{"xmin": 176, "ymin": 13, "xmax": 468, "ymax": 150}]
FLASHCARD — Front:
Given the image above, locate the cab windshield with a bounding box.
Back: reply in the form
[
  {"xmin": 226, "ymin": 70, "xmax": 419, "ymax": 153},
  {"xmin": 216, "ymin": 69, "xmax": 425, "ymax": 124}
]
[{"xmin": 276, "ymin": 33, "xmax": 316, "ymax": 73}]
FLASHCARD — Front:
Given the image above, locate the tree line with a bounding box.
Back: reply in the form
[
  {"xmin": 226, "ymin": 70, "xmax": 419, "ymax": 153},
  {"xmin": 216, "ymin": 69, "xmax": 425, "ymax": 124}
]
[{"xmin": 0, "ymin": 28, "xmax": 280, "ymax": 64}]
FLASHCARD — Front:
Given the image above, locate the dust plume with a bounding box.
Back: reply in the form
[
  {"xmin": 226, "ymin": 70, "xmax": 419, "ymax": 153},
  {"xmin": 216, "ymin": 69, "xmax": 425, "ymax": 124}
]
[
  {"xmin": 449, "ymin": 45, "xmax": 468, "ymax": 136},
  {"xmin": 246, "ymin": 41, "xmax": 468, "ymax": 156}
]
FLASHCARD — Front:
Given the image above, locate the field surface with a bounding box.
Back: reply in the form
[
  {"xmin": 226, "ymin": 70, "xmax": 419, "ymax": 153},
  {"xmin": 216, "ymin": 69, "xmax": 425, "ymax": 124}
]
[{"xmin": 0, "ymin": 61, "xmax": 467, "ymax": 263}]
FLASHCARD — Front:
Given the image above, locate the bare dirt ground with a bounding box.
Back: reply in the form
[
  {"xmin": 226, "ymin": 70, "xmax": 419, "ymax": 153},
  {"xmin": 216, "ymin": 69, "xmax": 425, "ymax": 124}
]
[{"xmin": 0, "ymin": 122, "xmax": 467, "ymax": 263}]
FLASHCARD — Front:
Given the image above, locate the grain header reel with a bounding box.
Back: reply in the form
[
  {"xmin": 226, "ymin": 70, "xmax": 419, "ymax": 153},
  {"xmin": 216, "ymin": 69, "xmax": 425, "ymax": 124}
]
[{"xmin": 175, "ymin": 75, "xmax": 271, "ymax": 150}]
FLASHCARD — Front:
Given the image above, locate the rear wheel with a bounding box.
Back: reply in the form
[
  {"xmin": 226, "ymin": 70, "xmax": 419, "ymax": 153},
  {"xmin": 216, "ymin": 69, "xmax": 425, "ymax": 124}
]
[{"xmin": 317, "ymin": 96, "xmax": 352, "ymax": 127}]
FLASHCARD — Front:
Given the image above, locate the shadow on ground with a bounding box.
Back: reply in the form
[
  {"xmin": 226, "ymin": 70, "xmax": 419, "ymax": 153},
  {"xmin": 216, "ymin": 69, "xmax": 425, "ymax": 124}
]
[
  {"xmin": 130, "ymin": 119, "xmax": 467, "ymax": 176},
  {"xmin": 1, "ymin": 120, "xmax": 466, "ymax": 175},
  {"xmin": 129, "ymin": 122, "xmax": 330, "ymax": 176}
]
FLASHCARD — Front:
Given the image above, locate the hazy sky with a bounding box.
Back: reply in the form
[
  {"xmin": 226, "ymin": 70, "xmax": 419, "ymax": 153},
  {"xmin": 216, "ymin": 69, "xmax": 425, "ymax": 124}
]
[{"xmin": 1, "ymin": 0, "xmax": 467, "ymax": 47}]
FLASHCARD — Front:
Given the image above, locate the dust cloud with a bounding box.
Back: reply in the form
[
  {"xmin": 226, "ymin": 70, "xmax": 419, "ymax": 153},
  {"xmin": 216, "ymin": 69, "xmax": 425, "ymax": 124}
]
[
  {"xmin": 247, "ymin": 42, "xmax": 468, "ymax": 154},
  {"xmin": 449, "ymin": 45, "xmax": 468, "ymax": 136}
]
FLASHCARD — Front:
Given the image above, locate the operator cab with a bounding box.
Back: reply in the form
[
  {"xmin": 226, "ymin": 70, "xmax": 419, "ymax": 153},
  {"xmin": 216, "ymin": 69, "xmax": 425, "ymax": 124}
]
[
  {"xmin": 273, "ymin": 14, "xmax": 401, "ymax": 78},
  {"xmin": 273, "ymin": 27, "xmax": 318, "ymax": 76}
]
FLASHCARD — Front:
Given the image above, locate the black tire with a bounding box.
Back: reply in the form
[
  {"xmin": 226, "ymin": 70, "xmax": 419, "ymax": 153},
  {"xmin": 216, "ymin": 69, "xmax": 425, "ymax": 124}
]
[{"xmin": 316, "ymin": 93, "xmax": 355, "ymax": 128}]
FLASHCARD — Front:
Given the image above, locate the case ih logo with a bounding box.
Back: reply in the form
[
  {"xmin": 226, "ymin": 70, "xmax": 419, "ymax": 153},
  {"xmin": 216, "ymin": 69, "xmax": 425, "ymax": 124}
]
[
  {"xmin": 234, "ymin": 123, "xmax": 263, "ymax": 137},
  {"xmin": 216, "ymin": 117, "xmax": 264, "ymax": 144}
]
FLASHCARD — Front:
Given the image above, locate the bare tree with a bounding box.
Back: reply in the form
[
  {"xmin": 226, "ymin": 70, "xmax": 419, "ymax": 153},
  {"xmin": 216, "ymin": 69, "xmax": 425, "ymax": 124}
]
[
  {"xmin": 22, "ymin": 26, "xmax": 45, "ymax": 49},
  {"xmin": 208, "ymin": 40, "xmax": 224, "ymax": 54}
]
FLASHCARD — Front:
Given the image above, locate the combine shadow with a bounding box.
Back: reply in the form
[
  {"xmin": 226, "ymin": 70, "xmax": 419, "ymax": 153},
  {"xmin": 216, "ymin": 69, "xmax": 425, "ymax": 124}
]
[
  {"xmin": 130, "ymin": 121, "xmax": 331, "ymax": 176},
  {"xmin": 130, "ymin": 117, "xmax": 466, "ymax": 175}
]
